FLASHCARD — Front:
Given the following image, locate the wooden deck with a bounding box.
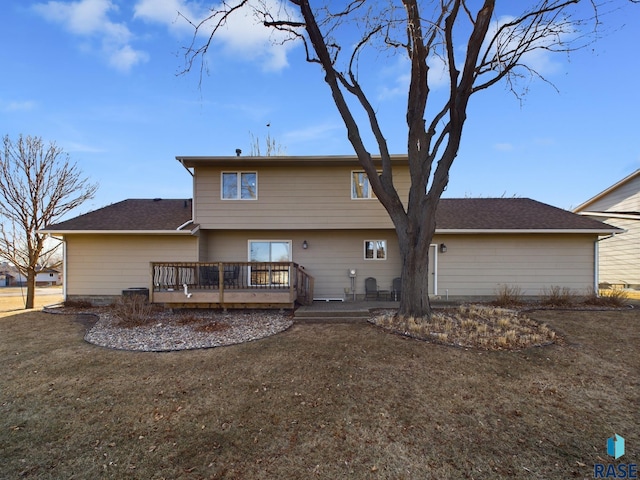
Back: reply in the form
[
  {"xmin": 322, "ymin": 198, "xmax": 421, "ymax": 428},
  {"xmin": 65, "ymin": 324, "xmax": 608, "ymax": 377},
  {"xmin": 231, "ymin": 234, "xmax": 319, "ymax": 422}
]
[{"xmin": 150, "ymin": 261, "xmax": 314, "ymax": 309}]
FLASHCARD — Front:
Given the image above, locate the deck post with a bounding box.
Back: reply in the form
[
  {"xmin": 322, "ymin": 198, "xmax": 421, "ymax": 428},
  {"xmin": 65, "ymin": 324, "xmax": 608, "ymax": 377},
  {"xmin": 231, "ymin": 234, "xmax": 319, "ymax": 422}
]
[
  {"xmin": 149, "ymin": 262, "xmax": 154, "ymax": 303},
  {"xmin": 289, "ymin": 262, "xmax": 295, "ymax": 303},
  {"xmin": 218, "ymin": 262, "xmax": 225, "ymax": 310}
]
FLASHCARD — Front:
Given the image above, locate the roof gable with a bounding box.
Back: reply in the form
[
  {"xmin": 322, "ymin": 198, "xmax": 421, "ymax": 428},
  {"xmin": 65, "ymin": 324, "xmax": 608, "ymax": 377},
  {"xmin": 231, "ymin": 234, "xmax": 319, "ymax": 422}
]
[{"xmin": 574, "ymin": 169, "xmax": 640, "ymax": 213}]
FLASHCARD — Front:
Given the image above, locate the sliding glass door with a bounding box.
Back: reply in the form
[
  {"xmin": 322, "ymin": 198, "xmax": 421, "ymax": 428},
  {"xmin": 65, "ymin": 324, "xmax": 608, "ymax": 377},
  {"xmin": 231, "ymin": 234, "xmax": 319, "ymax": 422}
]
[{"xmin": 249, "ymin": 240, "xmax": 291, "ymax": 286}]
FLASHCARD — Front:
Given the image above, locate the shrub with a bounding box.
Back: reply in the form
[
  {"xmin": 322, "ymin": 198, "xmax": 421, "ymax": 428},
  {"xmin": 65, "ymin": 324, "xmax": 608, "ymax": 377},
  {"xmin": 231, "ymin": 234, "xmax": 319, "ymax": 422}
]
[
  {"xmin": 492, "ymin": 285, "xmax": 523, "ymax": 307},
  {"xmin": 369, "ymin": 305, "xmax": 558, "ymax": 350},
  {"xmin": 111, "ymin": 294, "xmax": 161, "ymax": 327},
  {"xmin": 63, "ymin": 299, "xmax": 93, "ymax": 309},
  {"xmin": 583, "ymin": 286, "xmax": 629, "ymax": 308},
  {"xmin": 540, "ymin": 286, "xmax": 575, "ymax": 307}
]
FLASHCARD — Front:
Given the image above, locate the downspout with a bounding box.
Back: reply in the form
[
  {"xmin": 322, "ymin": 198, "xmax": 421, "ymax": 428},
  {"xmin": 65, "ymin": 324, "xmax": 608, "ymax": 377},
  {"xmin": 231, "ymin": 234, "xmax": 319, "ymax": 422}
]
[
  {"xmin": 177, "ymin": 158, "xmax": 194, "ymax": 177},
  {"xmin": 594, "ymin": 239, "xmax": 599, "ymax": 294},
  {"xmin": 177, "ymin": 158, "xmax": 196, "ymax": 228},
  {"xmin": 176, "ymin": 220, "xmax": 193, "ymax": 231},
  {"xmin": 594, "ymin": 233, "xmax": 617, "ymax": 295},
  {"xmin": 52, "ymin": 235, "xmax": 67, "ymax": 301}
]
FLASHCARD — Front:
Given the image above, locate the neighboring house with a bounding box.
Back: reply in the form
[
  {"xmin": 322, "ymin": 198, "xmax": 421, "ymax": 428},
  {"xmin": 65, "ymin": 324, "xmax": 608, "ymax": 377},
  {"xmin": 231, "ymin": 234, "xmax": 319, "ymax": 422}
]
[
  {"xmin": 0, "ymin": 263, "xmax": 62, "ymax": 286},
  {"xmin": 42, "ymin": 155, "xmax": 620, "ymax": 306},
  {"xmin": 0, "ymin": 272, "xmax": 15, "ymax": 287},
  {"xmin": 35, "ymin": 268, "xmax": 62, "ymax": 286},
  {"xmin": 574, "ymin": 169, "xmax": 640, "ymax": 288}
]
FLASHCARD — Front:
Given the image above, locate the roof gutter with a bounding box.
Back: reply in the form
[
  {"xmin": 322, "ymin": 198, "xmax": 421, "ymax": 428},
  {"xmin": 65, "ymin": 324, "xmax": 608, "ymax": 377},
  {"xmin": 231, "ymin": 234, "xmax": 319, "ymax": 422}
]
[
  {"xmin": 39, "ymin": 229, "xmax": 197, "ymax": 236},
  {"xmin": 575, "ymin": 211, "xmax": 639, "ymax": 221},
  {"xmin": 434, "ymin": 228, "xmax": 622, "ymax": 235},
  {"xmin": 177, "ymin": 157, "xmax": 194, "ymax": 177}
]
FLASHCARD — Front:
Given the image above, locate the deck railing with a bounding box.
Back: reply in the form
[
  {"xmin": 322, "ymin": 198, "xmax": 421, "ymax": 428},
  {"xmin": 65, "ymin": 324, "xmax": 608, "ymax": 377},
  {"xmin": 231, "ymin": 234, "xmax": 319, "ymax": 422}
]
[{"xmin": 151, "ymin": 261, "xmax": 314, "ymax": 306}]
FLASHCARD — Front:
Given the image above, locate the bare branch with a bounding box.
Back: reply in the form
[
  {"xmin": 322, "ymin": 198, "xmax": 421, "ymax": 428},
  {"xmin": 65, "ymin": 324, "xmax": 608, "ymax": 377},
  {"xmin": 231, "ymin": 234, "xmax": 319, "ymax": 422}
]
[
  {"xmin": 0, "ymin": 134, "xmax": 97, "ymax": 308},
  {"xmin": 178, "ymin": 0, "xmax": 636, "ymax": 318}
]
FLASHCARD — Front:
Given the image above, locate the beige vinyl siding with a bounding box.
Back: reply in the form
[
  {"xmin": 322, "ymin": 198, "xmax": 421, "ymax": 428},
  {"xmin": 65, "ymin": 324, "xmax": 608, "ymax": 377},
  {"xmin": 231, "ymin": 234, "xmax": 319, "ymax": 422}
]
[
  {"xmin": 596, "ymin": 218, "xmax": 640, "ymax": 285},
  {"xmin": 193, "ymin": 165, "xmax": 410, "ymax": 230},
  {"xmin": 433, "ymin": 234, "xmax": 596, "ymax": 296},
  {"xmin": 65, "ymin": 234, "xmax": 197, "ymax": 296},
  {"xmin": 582, "ymin": 174, "xmax": 640, "ymax": 212},
  {"xmin": 577, "ymin": 173, "xmax": 639, "ymax": 286},
  {"xmin": 200, "ymin": 229, "xmax": 401, "ymax": 299}
]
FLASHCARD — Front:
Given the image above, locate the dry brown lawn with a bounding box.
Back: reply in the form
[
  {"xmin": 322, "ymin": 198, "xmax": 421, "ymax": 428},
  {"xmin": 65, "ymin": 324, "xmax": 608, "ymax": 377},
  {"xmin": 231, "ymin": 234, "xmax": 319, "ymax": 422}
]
[
  {"xmin": 0, "ymin": 287, "xmax": 63, "ymax": 313},
  {"xmin": 1, "ymin": 306, "xmax": 638, "ymax": 479}
]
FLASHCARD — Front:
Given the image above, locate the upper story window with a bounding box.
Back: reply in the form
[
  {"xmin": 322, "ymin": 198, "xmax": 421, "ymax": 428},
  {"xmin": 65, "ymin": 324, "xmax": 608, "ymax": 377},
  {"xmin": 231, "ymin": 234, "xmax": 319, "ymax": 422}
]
[
  {"xmin": 222, "ymin": 172, "xmax": 257, "ymax": 200},
  {"xmin": 351, "ymin": 171, "xmax": 378, "ymax": 199}
]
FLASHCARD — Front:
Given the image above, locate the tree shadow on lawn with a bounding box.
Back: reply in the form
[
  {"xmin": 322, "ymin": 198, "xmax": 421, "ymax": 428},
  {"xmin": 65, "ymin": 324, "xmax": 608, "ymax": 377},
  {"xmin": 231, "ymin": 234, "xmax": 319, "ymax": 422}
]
[{"xmin": 0, "ymin": 308, "xmax": 638, "ymax": 479}]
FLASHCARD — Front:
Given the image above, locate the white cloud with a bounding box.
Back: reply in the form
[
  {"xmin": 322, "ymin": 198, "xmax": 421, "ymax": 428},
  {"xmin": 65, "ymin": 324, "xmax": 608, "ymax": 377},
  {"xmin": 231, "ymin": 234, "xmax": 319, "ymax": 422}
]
[
  {"xmin": 133, "ymin": 0, "xmax": 197, "ymax": 34},
  {"xmin": 486, "ymin": 15, "xmax": 574, "ymax": 77},
  {"xmin": 377, "ymin": 56, "xmax": 410, "ymax": 100},
  {"xmin": 377, "ymin": 53, "xmax": 449, "ymax": 101},
  {"xmin": 134, "ymin": 0, "xmax": 299, "ymax": 72},
  {"xmin": 494, "ymin": 142, "xmax": 514, "ymax": 152},
  {"xmin": 3, "ymin": 100, "xmax": 37, "ymax": 112},
  {"xmin": 34, "ymin": 0, "xmax": 114, "ymax": 35},
  {"xmin": 108, "ymin": 44, "xmax": 149, "ymax": 72},
  {"xmin": 427, "ymin": 55, "xmax": 450, "ymax": 89},
  {"xmin": 215, "ymin": 0, "xmax": 298, "ymax": 71},
  {"xmin": 33, "ymin": 0, "xmax": 148, "ymax": 72},
  {"xmin": 64, "ymin": 141, "xmax": 106, "ymax": 153},
  {"xmin": 283, "ymin": 121, "xmax": 342, "ymax": 144}
]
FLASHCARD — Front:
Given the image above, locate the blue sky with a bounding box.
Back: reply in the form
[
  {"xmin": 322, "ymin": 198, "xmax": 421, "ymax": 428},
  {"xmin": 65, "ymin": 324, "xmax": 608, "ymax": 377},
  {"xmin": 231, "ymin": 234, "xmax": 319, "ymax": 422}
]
[{"xmin": 2, "ymin": 0, "xmax": 639, "ymax": 218}]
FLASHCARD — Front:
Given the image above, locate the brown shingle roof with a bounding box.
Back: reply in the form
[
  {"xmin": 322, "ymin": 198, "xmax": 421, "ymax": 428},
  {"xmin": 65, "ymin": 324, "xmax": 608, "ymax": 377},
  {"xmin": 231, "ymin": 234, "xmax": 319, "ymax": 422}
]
[
  {"xmin": 435, "ymin": 198, "xmax": 620, "ymax": 231},
  {"xmin": 44, "ymin": 199, "xmax": 194, "ymax": 232},
  {"xmin": 43, "ymin": 197, "xmax": 619, "ymax": 233}
]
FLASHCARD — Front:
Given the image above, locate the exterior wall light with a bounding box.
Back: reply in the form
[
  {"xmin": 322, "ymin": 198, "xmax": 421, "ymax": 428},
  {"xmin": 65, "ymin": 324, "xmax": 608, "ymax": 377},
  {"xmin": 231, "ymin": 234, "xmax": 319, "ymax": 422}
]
[
  {"xmin": 302, "ymin": 240, "xmax": 309, "ymax": 249},
  {"xmin": 439, "ymin": 243, "xmax": 447, "ymax": 253}
]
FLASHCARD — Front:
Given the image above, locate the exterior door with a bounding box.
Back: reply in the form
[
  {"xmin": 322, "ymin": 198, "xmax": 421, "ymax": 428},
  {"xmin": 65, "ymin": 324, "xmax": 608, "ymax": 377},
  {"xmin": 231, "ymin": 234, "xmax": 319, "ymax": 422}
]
[{"xmin": 429, "ymin": 244, "xmax": 437, "ymax": 295}]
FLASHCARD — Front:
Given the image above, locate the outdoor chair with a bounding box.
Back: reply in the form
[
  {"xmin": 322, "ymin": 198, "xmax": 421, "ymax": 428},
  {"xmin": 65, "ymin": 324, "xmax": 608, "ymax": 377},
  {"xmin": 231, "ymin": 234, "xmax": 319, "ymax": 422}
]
[
  {"xmin": 199, "ymin": 265, "xmax": 219, "ymax": 287},
  {"xmin": 224, "ymin": 265, "xmax": 240, "ymax": 287},
  {"xmin": 365, "ymin": 277, "xmax": 389, "ymax": 300}
]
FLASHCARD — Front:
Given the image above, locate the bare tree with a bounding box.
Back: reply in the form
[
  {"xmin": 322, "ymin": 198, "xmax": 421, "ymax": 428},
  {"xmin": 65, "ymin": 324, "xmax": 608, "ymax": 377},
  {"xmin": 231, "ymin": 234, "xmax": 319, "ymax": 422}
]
[
  {"xmin": 0, "ymin": 135, "xmax": 98, "ymax": 309},
  {"xmin": 249, "ymin": 130, "xmax": 287, "ymax": 156},
  {"xmin": 181, "ymin": 0, "xmax": 633, "ymax": 320}
]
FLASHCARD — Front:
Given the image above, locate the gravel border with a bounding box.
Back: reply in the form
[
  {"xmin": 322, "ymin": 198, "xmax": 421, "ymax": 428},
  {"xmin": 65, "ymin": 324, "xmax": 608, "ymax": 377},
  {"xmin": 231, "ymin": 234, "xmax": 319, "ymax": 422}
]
[{"xmin": 46, "ymin": 307, "xmax": 293, "ymax": 352}]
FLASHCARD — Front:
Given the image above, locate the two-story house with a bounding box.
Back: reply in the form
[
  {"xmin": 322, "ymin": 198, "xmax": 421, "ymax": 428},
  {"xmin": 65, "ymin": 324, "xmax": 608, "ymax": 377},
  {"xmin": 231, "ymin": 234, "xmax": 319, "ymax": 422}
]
[
  {"xmin": 574, "ymin": 169, "xmax": 640, "ymax": 288},
  {"xmin": 43, "ymin": 155, "xmax": 620, "ymax": 307}
]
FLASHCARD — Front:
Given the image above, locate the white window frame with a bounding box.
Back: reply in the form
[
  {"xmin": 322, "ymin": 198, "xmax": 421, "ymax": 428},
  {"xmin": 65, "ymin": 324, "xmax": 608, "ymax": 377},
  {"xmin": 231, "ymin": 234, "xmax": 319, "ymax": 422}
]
[
  {"xmin": 351, "ymin": 171, "xmax": 379, "ymax": 199},
  {"xmin": 221, "ymin": 171, "xmax": 258, "ymax": 200},
  {"xmin": 364, "ymin": 240, "xmax": 387, "ymax": 260}
]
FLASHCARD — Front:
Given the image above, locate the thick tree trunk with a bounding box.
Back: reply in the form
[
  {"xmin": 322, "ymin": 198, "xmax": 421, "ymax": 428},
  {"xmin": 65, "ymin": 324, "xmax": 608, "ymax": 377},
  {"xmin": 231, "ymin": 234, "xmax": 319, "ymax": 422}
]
[
  {"xmin": 394, "ymin": 203, "xmax": 437, "ymax": 319},
  {"xmin": 398, "ymin": 236, "xmax": 432, "ymax": 318},
  {"xmin": 25, "ymin": 268, "xmax": 36, "ymax": 309}
]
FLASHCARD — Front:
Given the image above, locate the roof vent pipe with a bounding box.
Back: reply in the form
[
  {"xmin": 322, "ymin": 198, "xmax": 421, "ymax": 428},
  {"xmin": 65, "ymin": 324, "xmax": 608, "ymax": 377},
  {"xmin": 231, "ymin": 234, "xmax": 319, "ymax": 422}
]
[{"xmin": 235, "ymin": 148, "xmax": 242, "ymax": 156}]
